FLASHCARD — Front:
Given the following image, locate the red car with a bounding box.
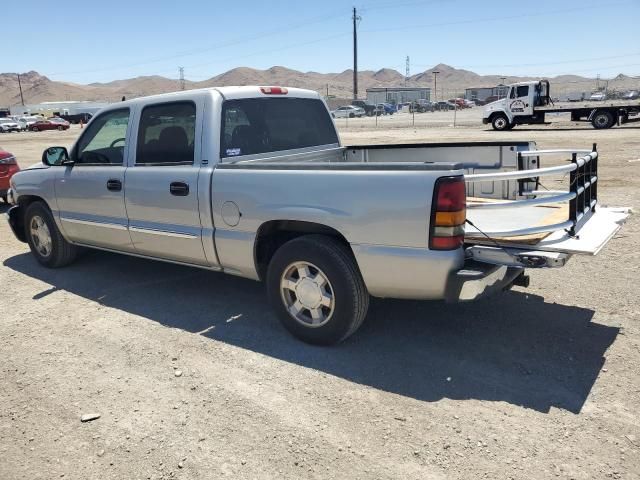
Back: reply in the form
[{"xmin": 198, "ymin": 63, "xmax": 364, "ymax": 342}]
[
  {"xmin": 0, "ymin": 148, "xmax": 20, "ymax": 203},
  {"xmin": 31, "ymin": 119, "xmax": 70, "ymax": 132}
]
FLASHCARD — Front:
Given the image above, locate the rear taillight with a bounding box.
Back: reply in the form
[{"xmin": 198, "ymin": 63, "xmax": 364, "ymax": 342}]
[
  {"xmin": 260, "ymin": 86, "xmax": 288, "ymax": 95},
  {"xmin": 0, "ymin": 155, "xmax": 17, "ymax": 165},
  {"xmin": 429, "ymin": 176, "xmax": 466, "ymax": 250}
]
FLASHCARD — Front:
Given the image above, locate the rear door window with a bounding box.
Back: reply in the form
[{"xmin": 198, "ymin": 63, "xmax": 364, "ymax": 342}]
[
  {"xmin": 136, "ymin": 101, "xmax": 196, "ymax": 165},
  {"xmin": 221, "ymin": 98, "xmax": 338, "ymax": 158}
]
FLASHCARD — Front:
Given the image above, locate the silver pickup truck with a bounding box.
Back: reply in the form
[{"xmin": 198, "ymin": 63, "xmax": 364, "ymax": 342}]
[{"xmin": 6, "ymin": 86, "xmax": 630, "ymax": 344}]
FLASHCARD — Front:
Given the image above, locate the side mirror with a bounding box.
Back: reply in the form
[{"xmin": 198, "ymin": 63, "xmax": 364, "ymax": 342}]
[{"xmin": 42, "ymin": 146, "xmax": 72, "ymax": 166}]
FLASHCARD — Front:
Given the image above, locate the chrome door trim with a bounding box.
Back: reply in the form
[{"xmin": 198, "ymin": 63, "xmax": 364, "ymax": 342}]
[
  {"xmin": 61, "ymin": 216, "xmax": 128, "ymax": 231},
  {"xmin": 128, "ymin": 225, "xmax": 199, "ymax": 239}
]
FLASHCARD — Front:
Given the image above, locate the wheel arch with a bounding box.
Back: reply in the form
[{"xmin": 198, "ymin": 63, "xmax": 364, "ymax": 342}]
[{"xmin": 254, "ymin": 220, "xmax": 353, "ymax": 281}]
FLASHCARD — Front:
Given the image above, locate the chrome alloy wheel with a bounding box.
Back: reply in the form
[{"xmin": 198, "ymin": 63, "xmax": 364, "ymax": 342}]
[
  {"xmin": 280, "ymin": 261, "xmax": 335, "ymax": 327},
  {"xmin": 30, "ymin": 215, "xmax": 53, "ymax": 257}
]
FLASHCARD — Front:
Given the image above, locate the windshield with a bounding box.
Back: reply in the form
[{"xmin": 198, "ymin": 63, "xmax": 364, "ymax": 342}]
[{"xmin": 221, "ymin": 97, "xmax": 338, "ymax": 158}]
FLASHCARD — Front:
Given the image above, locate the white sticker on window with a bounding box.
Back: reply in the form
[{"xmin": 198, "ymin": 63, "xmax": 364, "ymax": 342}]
[{"xmin": 226, "ymin": 148, "xmax": 241, "ymax": 156}]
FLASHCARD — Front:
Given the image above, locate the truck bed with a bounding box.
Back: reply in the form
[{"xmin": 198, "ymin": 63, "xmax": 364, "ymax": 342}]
[{"xmin": 534, "ymin": 100, "xmax": 640, "ymax": 113}]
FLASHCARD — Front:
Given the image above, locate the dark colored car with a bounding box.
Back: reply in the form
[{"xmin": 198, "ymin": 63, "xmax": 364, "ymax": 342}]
[
  {"xmin": 0, "ymin": 148, "xmax": 20, "ymax": 203},
  {"xmin": 350, "ymin": 100, "xmax": 377, "ymax": 116},
  {"xmin": 436, "ymin": 101, "xmax": 456, "ymax": 111},
  {"xmin": 376, "ymin": 103, "xmax": 395, "ymax": 115},
  {"xmin": 31, "ymin": 119, "xmax": 71, "ymax": 132},
  {"xmin": 58, "ymin": 112, "xmax": 93, "ymax": 124}
]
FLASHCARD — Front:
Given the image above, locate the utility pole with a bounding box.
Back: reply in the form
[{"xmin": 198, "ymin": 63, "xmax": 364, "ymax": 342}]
[
  {"xmin": 432, "ymin": 70, "xmax": 440, "ymax": 102},
  {"xmin": 179, "ymin": 67, "xmax": 185, "ymax": 91},
  {"xmin": 405, "ymin": 56, "xmax": 410, "ymax": 86},
  {"xmin": 17, "ymin": 73, "xmax": 25, "ymax": 106},
  {"xmin": 352, "ymin": 7, "xmax": 360, "ymax": 99}
]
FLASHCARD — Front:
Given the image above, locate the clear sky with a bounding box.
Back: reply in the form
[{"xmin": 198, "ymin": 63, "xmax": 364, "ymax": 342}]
[{"xmin": 4, "ymin": 0, "xmax": 639, "ymax": 83}]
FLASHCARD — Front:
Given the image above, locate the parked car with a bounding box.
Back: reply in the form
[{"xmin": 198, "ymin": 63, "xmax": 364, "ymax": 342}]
[
  {"xmin": 350, "ymin": 100, "xmax": 377, "ymax": 116},
  {"xmin": 409, "ymin": 100, "xmax": 435, "ymax": 113},
  {"xmin": 30, "ymin": 119, "xmax": 71, "ymax": 131},
  {"xmin": 58, "ymin": 113, "xmax": 93, "ymax": 124},
  {"xmin": 463, "ymin": 99, "xmax": 476, "ymax": 108},
  {"xmin": 376, "ymin": 103, "xmax": 395, "ymax": 115},
  {"xmin": 0, "ymin": 118, "xmax": 21, "ymax": 133},
  {"xmin": 48, "ymin": 117, "xmax": 71, "ymax": 127},
  {"xmin": 331, "ymin": 105, "xmax": 365, "ymax": 118},
  {"xmin": 436, "ymin": 101, "xmax": 456, "ymax": 111},
  {"xmin": 0, "ymin": 148, "xmax": 20, "ymax": 203},
  {"xmin": 6, "ymin": 86, "xmax": 628, "ymax": 345},
  {"xmin": 17, "ymin": 116, "xmax": 39, "ymax": 131},
  {"xmin": 589, "ymin": 92, "xmax": 607, "ymax": 101},
  {"xmin": 622, "ymin": 90, "xmax": 639, "ymax": 100}
]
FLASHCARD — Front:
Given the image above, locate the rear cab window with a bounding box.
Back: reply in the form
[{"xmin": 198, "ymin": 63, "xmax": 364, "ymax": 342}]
[{"xmin": 221, "ymin": 97, "xmax": 338, "ymax": 158}]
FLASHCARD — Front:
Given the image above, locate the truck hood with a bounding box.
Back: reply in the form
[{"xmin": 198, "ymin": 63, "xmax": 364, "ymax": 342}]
[{"xmin": 483, "ymin": 99, "xmax": 507, "ymax": 117}]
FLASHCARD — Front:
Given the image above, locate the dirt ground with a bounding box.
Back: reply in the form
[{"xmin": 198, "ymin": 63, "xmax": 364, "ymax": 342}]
[{"xmin": 1, "ymin": 112, "xmax": 639, "ymax": 480}]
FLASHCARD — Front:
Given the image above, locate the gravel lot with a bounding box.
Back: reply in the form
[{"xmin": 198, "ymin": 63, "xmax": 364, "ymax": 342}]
[{"xmin": 1, "ymin": 113, "xmax": 639, "ymax": 480}]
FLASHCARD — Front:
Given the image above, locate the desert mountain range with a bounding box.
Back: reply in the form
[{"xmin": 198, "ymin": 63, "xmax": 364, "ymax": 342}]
[{"xmin": 1, "ymin": 64, "xmax": 637, "ymax": 106}]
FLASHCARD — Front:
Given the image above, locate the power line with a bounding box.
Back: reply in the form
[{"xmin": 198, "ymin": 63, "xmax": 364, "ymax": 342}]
[
  {"xmin": 46, "ymin": 9, "xmax": 348, "ymax": 78},
  {"xmin": 360, "ymin": 2, "xmax": 632, "ymax": 33}
]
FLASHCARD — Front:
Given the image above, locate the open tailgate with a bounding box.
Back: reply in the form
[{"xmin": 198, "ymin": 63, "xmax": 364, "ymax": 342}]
[
  {"xmin": 466, "ymin": 206, "xmax": 630, "ymax": 255},
  {"xmin": 464, "ymin": 146, "xmax": 631, "ymax": 263}
]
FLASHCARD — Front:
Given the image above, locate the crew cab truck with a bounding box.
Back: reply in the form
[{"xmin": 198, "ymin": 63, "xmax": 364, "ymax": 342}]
[
  {"xmin": 6, "ymin": 86, "xmax": 630, "ymax": 345},
  {"xmin": 483, "ymin": 79, "xmax": 640, "ymax": 130}
]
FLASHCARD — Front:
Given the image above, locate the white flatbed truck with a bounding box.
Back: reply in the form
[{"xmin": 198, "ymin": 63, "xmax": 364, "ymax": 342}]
[{"xmin": 483, "ymin": 80, "xmax": 640, "ymax": 130}]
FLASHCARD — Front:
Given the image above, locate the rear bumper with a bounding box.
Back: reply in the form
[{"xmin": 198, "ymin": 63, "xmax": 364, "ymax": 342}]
[
  {"xmin": 6, "ymin": 205, "xmax": 27, "ymax": 243},
  {"xmin": 445, "ymin": 261, "xmax": 524, "ymax": 302}
]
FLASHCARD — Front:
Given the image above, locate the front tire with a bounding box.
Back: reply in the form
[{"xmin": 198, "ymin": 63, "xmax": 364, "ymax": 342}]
[
  {"xmin": 25, "ymin": 202, "xmax": 77, "ymax": 268},
  {"xmin": 267, "ymin": 235, "xmax": 369, "ymax": 345},
  {"xmin": 491, "ymin": 114, "xmax": 511, "ymax": 131}
]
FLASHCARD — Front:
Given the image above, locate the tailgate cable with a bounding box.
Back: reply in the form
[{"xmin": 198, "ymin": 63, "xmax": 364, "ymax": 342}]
[{"xmin": 464, "ymin": 218, "xmax": 507, "ymax": 252}]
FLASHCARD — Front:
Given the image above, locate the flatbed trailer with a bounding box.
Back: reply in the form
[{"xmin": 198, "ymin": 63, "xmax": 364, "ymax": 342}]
[{"xmin": 483, "ymin": 79, "xmax": 640, "ymax": 130}]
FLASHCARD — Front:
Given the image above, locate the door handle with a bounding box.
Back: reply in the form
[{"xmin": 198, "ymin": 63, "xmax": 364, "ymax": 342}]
[
  {"xmin": 170, "ymin": 181, "xmax": 189, "ymax": 196},
  {"xmin": 106, "ymin": 179, "xmax": 122, "ymax": 191}
]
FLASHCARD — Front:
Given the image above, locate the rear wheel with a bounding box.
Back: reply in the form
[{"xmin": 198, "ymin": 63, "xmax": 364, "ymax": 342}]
[
  {"xmin": 25, "ymin": 202, "xmax": 77, "ymax": 268},
  {"xmin": 267, "ymin": 235, "xmax": 369, "ymax": 345},
  {"xmin": 491, "ymin": 114, "xmax": 511, "ymax": 131},
  {"xmin": 592, "ymin": 110, "xmax": 615, "ymax": 129}
]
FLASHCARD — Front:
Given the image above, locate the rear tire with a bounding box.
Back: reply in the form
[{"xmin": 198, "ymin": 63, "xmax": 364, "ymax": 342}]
[
  {"xmin": 266, "ymin": 235, "xmax": 369, "ymax": 345},
  {"xmin": 592, "ymin": 110, "xmax": 615, "ymax": 129},
  {"xmin": 24, "ymin": 201, "xmax": 77, "ymax": 268},
  {"xmin": 491, "ymin": 114, "xmax": 511, "ymax": 131}
]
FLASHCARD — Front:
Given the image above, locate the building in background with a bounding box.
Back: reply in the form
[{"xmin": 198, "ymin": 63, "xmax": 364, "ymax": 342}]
[
  {"xmin": 464, "ymin": 84, "xmax": 508, "ymax": 103},
  {"xmin": 366, "ymin": 87, "xmax": 431, "ymax": 105},
  {"xmin": 9, "ymin": 100, "xmax": 110, "ymax": 117}
]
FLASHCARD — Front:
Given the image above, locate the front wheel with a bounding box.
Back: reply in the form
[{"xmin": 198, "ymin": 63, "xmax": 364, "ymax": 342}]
[
  {"xmin": 267, "ymin": 235, "xmax": 369, "ymax": 345},
  {"xmin": 491, "ymin": 114, "xmax": 511, "ymax": 131},
  {"xmin": 25, "ymin": 202, "xmax": 78, "ymax": 268},
  {"xmin": 31, "ymin": 127, "xmax": 39, "ymax": 132}
]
